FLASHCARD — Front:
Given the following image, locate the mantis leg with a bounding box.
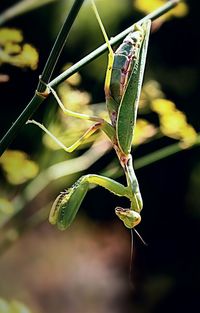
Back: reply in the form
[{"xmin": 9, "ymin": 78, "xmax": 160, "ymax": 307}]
[
  {"xmin": 91, "ymin": 1, "xmax": 114, "ymax": 96},
  {"xmin": 27, "ymin": 119, "xmax": 104, "ymax": 153},
  {"xmin": 49, "ymin": 85, "xmax": 115, "ymax": 140},
  {"xmin": 124, "ymin": 155, "xmax": 143, "ymax": 213},
  {"xmin": 49, "ymin": 173, "xmax": 130, "ymax": 230},
  {"xmin": 27, "ymin": 85, "xmax": 115, "ymax": 152},
  {"xmin": 48, "ymin": 85, "xmax": 102, "ymax": 123},
  {"xmin": 27, "ymin": 111, "xmax": 115, "ymax": 152}
]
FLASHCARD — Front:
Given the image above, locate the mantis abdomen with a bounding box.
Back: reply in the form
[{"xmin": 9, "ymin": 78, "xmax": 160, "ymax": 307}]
[{"xmin": 106, "ymin": 26, "xmax": 145, "ymax": 127}]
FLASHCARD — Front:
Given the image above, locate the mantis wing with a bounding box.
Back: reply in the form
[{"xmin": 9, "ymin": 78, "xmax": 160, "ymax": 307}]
[{"xmin": 116, "ymin": 20, "xmax": 151, "ymax": 155}]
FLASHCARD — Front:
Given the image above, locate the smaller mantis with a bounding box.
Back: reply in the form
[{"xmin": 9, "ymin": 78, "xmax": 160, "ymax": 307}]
[{"xmin": 27, "ymin": 1, "xmax": 151, "ymax": 232}]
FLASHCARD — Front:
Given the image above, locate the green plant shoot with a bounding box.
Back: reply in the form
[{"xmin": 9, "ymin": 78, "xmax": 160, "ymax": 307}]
[{"xmin": 27, "ymin": 1, "xmax": 151, "ymax": 231}]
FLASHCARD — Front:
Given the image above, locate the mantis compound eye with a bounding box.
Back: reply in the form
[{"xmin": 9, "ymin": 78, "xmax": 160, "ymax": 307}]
[{"xmin": 115, "ymin": 207, "xmax": 141, "ymax": 229}]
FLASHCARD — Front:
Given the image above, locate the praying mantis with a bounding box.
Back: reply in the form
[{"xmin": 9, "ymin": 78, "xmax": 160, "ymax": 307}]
[{"xmin": 27, "ymin": 1, "xmax": 151, "ymax": 232}]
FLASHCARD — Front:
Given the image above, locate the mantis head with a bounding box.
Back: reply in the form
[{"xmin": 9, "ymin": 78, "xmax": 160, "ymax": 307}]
[{"xmin": 115, "ymin": 207, "xmax": 141, "ymax": 229}]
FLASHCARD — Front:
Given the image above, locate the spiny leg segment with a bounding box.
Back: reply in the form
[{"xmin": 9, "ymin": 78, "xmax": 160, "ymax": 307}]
[
  {"xmin": 91, "ymin": 0, "xmax": 114, "ymax": 97},
  {"xmin": 49, "ymin": 173, "xmax": 141, "ymax": 230}
]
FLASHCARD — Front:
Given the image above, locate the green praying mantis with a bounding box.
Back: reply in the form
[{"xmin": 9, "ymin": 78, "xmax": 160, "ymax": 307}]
[{"xmin": 27, "ymin": 1, "xmax": 151, "ymax": 233}]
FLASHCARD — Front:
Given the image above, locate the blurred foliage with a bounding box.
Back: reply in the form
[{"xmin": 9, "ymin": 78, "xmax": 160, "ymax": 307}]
[
  {"xmin": 0, "ymin": 198, "xmax": 14, "ymax": 226},
  {"xmin": 141, "ymin": 80, "xmax": 197, "ymax": 148},
  {"xmin": 0, "ymin": 197, "xmax": 16, "ymax": 225},
  {"xmin": 0, "ymin": 150, "xmax": 39, "ymax": 185},
  {"xmin": 0, "ymin": 198, "xmax": 14, "ymax": 216},
  {"xmin": 0, "ymin": 149, "xmax": 39, "ymax": 225},
  {"xmin": 133, "ymin": 119, "xmax": 157, "ymax": 146},
  {"xmin": 0, "ymin": 298, "xmax": 32, "ymax": 313},
  {"xmin": 133, "ymin": 0, "xmax": 188, "ymax": 20},
  {"xmin": 151, "ymin": 98, "xmax": 197, "ymax": 148},
  {"xmin": 0, "ymin": 28, "xmax": 38, "ymax": 70}
]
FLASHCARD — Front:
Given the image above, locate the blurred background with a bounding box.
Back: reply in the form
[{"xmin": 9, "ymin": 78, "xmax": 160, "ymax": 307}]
[{"xmin": 0, "ymin": 0, "xmax": 200, "ymax": 312}]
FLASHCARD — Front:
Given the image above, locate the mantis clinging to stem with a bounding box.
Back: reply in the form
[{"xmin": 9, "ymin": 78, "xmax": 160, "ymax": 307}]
[{"xmin": 27, "ymin": 0, "xmax": 151, "ymax": 234}]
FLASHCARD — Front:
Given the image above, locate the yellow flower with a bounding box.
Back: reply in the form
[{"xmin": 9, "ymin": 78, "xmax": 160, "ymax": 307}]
[
  {"xmin": 134, "ymin": 0, "xmax": 164, "ymax": 13},
  {"xmin": 0, "ymin": 28, "xmax": 22, "ymax": 45},
  {"xmin": 5, "ymin": 44, "xmax": 39, "ymax": 69},
  {"xmin": 151, "ymin": 99, "xmax": 175, "ymax": 114},
  {"xmin": 0, "ymin": 28, "xmax": 39, "ymax": 70},
  {"xmin": 179, "ymin": 125, "xmax": 197, "ymax": 148},
  {"xmin": 133, "ymin": 0, "xmax": 188, "ymax": 20},
  {"xmin": 160, "ymin": 111, "xmax": 187, "ymax": 138},
  {"xmin": 142, "ymin": 80, "xmax": 164, "ymax": 100},
  {"xmin": 58, "ymin": 83, "xmax": 91, "ymax": 113},
  {"xmin": 0, "ymin": 150, "xmax": 39, "ymax": 185},
  {"xmin": 4, "ymin": 42, "xmax": 21, "ymax": 54},
  {"xmin": 133, "ymin": 119, "xmax": 157, "ymax": 145},
  {"xmin": 151, "ymin": 98, "xmax": 197, "ymax": 147},
  {"xmin": 171, "ymin": 2, "xmax": 188, "ymax": 18}
]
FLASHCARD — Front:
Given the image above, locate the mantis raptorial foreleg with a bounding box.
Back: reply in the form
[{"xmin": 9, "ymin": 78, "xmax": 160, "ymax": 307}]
[{"xmin": 49, "ymin": 173, "xmax": 140, "ymax": 230}]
